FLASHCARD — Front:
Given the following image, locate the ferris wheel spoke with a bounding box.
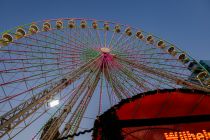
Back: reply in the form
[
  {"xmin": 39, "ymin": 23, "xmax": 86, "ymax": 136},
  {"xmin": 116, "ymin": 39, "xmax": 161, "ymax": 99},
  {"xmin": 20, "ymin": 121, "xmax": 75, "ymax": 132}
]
[
  {"xmin": 112, "ymin": 57, "xmax": 168, "ymax": 91},
  {"xmin": 115, "ymin": 35, "xmax": 137, "ymax": 52},
  {"xmin": 106, "ymin": 78, "xmax": 115, "ymax": 106},
  {"xmin": 123, "ymin": 49, "xmax": 186, "ymax": 72},
  {"xmin": 101, "ymin": 62, "xmax": 113, "ymax": 107},
  {"xmin": 123, "ymin": 37, "xmax": 140, "ymax": 51},
  {"xmin": 120, "ymin": 35, "xmax": 137, "ymax": 48},
  {"xmin": 116, "ymin": 68, "xmax": 146, "ymax": 94},
  {"xmin": 131, "ymin": 68, "xmax": 178, "ymax": 89},
  {"xmin": 94, "ymin": 29, "xmax": 103, "ymax": 47},
  {"xmin": 73, "ymin": 28, "xmax": 98, "ymax": 49},
  {"xmin": 107, "ymin": 62, "xmax": 144, "ymax": 95},
  {"xmin": 104, "ymin": 30, "xmax": 107, "ymax": 47},
  {"xmin": 13, "ymin": 35, "xmax": 86, "ymax": 56},
  {"xmin": 0, "ymin": 60, "xmax": 77, "ymax": 74},
  {"xmin": 117, "ymin": 55, "xmax": 191, "ymax": 80},
  {"xmin": 129, "ymin": 59, "xmax": 188, "ymax": 69},
  {"xmin": 0, "ymin": 68, "xmax": 88, "ymax": 105},
  {"xmin": 0, "ymin": 63, "xmax": 76, "ymax": 87},
  {"xmin": 59, "ymin": 72, "xmax": 96, "ymax": 137},
  {"xmin": 78, "ymin": 28, "xmax": 101, "ymax": 48},
  {"xmin": 35, "ymin": 30, "xmax": 87, "ymax": 52},
  {"xmin": 0, "ymin": 62, "xmax": 83, "ymax": 83},
  {"xmin": 62, "ymin": 27, "xmax": 97, "ymax": 52},
  {"xmin": 116, "ymin": 56, "xmax": 210, "ymax": 92},
  {"xmin": 67, "ymin": 69, "xmax": 101, "ymax": 136},
  {"xmin": 102, "ymin": 58, "xmax": 122, "ymax": 99},
  {"xmin": 79, "ymin": 28, "xmax": 97, "ymax": 47},
  {"xmin": 12, "ymin": 37, "xmax": 67, "ymax": 52},
  {"xmin": 85, "ymin": 27, "xmax": 102, "ymax": 47},
  {"xmin": 117, "ymin": 65, "xmax": 150, "ymax": 92},
  {"xmin": 44, "ymin": 30, "xmax": 88, "ymax": 51},
  {"xmin": 53, "ymin": 29, "xmax": 87, "ymax": 47},
  {"xmin": 120, "ymin": 46, "xmax": 157, "ymax": 55},
  {"xmin": 118, "ymin": 59, "xmax": 178, "ymax": 89},
  {"xmin": 69, "ymin": 28, "xmax": 90, "ymax": 46},
  {"xmin": 0, "ymin": 60, "xmax": 84, "ymax": 73},
  {"xmin": 0, "ymin": 74, "xmax": 14, "ymax": 111},
  {"xmin": 97, "ymin": 77, "xmax": 102, "ymax": 115},
  {"xmin": 0, "ymin": 56, "xmax": 99, "ymax": 104},
  {"xmin": 110, "ymin": 74, "xmax": 131, "ymax": 98},
  {"xmin": 0, "ymin": 58, "xmax": 81, "ymax": 70},
  {"xmin": 104, "ymin": 61, "xmax": 130, "ymax": 99},
  {"xmin": 63, "ymin": 27, "xmax": 90, "ymax": 48},
  {"xmin": 111, "ymin": 33, "xmax": 126, "ymax": 47},
  {"xmin": 107, "ymin": 32, "xmax": 116, "ymax": 49}
]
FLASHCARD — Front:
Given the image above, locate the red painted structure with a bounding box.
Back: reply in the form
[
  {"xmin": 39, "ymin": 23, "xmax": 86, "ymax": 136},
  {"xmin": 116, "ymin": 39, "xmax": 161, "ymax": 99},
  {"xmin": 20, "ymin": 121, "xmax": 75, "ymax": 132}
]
[{"xmin": 92, "ymin": 89, "xmax": 210, "ymax": 140}]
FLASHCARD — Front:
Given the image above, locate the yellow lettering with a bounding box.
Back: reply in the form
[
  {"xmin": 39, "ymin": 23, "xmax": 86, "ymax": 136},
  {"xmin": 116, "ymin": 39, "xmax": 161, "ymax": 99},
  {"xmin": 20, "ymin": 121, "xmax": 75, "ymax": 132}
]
[
  {"xmin": 196, "ymin": 133, "xmax": 204, "ymax": 140},
  {"xmin": 164, "ymin": 132, "xmax": 178, "ymax": 140},
  {"xmin": 202, "ymin": 130, "xmax": 209, "ymax": 139},
  {"xmin": 164, "ymin": 130, "xmax": 210, "ymax": 140},
  {"xmin": 207, "ymin": 132, "xmax": 210, "ymax": 138}
]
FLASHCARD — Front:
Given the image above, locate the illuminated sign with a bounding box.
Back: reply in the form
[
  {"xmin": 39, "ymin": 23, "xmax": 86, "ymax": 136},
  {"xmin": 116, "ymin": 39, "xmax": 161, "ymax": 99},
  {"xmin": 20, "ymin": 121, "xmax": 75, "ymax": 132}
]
[{"xmin": 164, "ymin": 130, "xmax": 210, "ymax": 140}]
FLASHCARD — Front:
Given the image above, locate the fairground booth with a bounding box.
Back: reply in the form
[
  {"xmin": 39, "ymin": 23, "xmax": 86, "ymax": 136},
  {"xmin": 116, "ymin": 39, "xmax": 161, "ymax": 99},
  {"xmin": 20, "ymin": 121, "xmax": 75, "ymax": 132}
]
[{"xmin": 92, "ymin": 89, "xmax": 210, "ymax": 140}]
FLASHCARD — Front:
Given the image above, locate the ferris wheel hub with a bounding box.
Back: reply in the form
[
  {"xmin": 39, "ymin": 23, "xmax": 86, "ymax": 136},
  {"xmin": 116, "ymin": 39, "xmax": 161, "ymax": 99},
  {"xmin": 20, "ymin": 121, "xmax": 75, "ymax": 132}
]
[{"xmin": 100, "ymin": 47, "xmax": 110, "ymax": 53}]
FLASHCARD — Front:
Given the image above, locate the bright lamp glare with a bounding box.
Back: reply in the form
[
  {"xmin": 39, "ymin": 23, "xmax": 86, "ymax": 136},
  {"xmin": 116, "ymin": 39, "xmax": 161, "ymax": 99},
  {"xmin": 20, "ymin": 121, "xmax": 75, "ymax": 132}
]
[{"xmin": 49, "ymin": 100, "xmax": 59, "ymax": 107}]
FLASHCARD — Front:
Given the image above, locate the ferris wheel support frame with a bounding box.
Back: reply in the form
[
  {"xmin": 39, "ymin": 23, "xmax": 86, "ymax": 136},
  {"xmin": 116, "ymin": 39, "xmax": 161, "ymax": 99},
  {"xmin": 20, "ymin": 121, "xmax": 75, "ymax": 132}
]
[
  {"xmin": 41, "ymin": 60, "xmax": 102, "ymax": 140},
  {"xmin": 0, "ymin": 57, "xmax": 98, "ymax": 138}
]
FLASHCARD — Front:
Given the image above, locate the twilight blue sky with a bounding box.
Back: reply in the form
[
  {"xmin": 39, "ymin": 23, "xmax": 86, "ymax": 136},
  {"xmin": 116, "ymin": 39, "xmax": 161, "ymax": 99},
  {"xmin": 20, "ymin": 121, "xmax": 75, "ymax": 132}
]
[
  {"xmin": 0, "ymin": 0, "xmax": 210, "ymax": 60},
  {"xmin": 0, "ymin": 0, "xmax": 210, "ymax": 139}
]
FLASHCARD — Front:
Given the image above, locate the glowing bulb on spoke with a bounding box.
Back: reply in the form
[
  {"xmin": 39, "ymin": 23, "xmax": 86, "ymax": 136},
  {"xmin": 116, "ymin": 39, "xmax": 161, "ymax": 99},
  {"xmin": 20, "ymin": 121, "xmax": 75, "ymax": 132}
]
[{"xmin": 48, "ymin": 99, "xmax": 59, "ymax": 108}]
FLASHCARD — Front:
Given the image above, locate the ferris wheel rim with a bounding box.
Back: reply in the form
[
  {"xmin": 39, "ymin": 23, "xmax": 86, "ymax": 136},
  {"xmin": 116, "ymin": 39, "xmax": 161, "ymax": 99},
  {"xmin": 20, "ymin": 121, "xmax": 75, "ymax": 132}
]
[{"xmin": 0, "ymin": 17, "xmax": 204, "ymax": 68}]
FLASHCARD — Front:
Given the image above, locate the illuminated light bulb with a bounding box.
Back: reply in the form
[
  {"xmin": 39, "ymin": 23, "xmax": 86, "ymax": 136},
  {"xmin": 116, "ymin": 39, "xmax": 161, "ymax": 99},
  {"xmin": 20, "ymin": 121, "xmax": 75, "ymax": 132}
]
[{"xmin": 49, "ymin": 99, "xmax": 59, "ymax": 107}]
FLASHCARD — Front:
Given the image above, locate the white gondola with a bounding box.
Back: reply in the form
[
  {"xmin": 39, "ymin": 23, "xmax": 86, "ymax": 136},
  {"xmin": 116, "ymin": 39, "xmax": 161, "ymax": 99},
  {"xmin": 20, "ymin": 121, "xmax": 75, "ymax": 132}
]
[
  {"xmin": 114, "ymin": 25, "xmax": 120, "ymax": 33},
  {"xmin": 29, "ymin": 24, "xmax": 39, "ymax": 34},
  {"xmin": 43, "ymin": 22, "xmax": 51, "ymax": 31},
  {"xmin": 56, "ymin": 21, "xmax": 63, "ymax": 29},
  {"xmin": 136, "ymin": 31, "xmax": 144, "ymax": 39},
  {"xmin": 178, "ymin": 53, "xmax": 190, "ymax": 64},
  {"xmin": 167, "ymin": 46, "xmax": 177, "ymax": 56},
  {"xmin": 157, "ymin": 40, "xmax": 165, "ymax": 49},
  {"xmin": 197, "ymin": 71, "xmax": 208, "ymax": 80},
  {"xmin": 80, "ymin": 20, "xmax": 87, "ymax": 28},
  {"xmin": 104, "ymin": 23, "xmax": 109, "ymax": 30},
  {"xmin": 0, "ymin": 33, "xmax": 13, "ymax": 46},
  {"xmin": 15, "ymin": 28, "xmax": 26, "ymax": 39},
  {"xmin": 146, "ymin": 35, "xmax": 154, "ymax": 44},
  {"xmin": 92, "ymin": 21, "xmax": 98, "ymax": 29},
  {"xmin": 125, "ymin": 27, "xmax": 132, "ymax": 36},
  {"xmin": 178, "ymin": 53, "xmax": 186, "ymax": 61},
  {"xmin": 68, "ymin": 20, "xmax": 75, "ymax": 28}
]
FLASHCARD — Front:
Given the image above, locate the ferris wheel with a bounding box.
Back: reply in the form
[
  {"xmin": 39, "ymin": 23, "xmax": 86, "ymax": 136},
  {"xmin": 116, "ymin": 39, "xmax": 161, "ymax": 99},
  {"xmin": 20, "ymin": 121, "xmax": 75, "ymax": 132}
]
[{"xmin": 0, "ymin": 18, "xmax": 209, "ymax": 140}]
